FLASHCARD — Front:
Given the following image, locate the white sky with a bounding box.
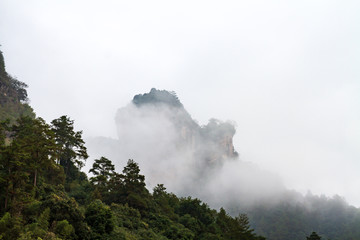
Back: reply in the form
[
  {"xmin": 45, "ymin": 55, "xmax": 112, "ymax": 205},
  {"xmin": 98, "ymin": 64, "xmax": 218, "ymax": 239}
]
[{"xmin": 1, "ymin": 0, "xmax": 360, "ymax": 206}]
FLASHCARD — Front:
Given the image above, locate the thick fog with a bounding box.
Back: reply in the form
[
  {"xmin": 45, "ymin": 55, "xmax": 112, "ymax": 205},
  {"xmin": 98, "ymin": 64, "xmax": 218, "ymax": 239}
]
[
  {"xmin": 87, "ymin": 89, "xmax": 286, "ymax": 208},
  {"xmin": 0, "ymin": 1, "xmax": 360, "ymax": 207}
]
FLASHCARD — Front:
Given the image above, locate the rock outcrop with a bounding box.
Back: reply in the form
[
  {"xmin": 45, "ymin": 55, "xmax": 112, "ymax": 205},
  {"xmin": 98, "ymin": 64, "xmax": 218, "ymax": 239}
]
[
  {"xmin": 87, "ymin": 88, "xmax": 239, "ymax": 192},
  {"xmin": 0, "ymin": 49, "xmax": 34, "ymax": 123},
  {"xmin": 116, "ymin": 88, "xmax": 238, "ymax": 168}
]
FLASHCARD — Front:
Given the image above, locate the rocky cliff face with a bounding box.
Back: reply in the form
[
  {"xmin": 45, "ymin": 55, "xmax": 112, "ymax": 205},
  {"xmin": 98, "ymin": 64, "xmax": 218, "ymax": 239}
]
[
  {"xmin": 88, "ymin": 88, "xmax": 239, "ymax": 192},
  {"xmin": 116, "ymin": 88, "xmax": 238, "ymax": 168},
  {"xmin": 87, "ymin": 88, "xmax": 291, "ymax": 218}
]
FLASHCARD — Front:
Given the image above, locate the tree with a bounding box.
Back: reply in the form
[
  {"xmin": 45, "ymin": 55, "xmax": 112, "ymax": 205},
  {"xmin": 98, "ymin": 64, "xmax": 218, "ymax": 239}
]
[
  {"xmin": 43, "ymin": 191, "xmax": 90, "ymax": 239},
  {"xmin": 0, "ymin": 142, "xmax": 29, "ymax": 213},
  {"xmin": 0, "ymin": 120, "xmax": 16, "ymax": 212},
  {"xmin": 0, "ymin": 117, "xmax": 58, "ymax": 214},
  {"xmin": 11, "ymin": 117, "xmax": 57, "ymax": 187},
  {"xmin": 111, "ymin": 159, "xmax": 150, "ymax": 211},
  {"xmin": 51, "ymin": 115, "xmax": 88, "ymax": 179},
  {"xmin": 306, "ymin": 232, "xmax": 321, "ymax": 240},
  {"xmin": 54, "ymin": 219, "xmax": 75, "ymax": 239},
  {"xmin": 231, "ymin": 213, "xmax": 257, "ymax": 240},
  {"xmin": 153, "ymin": 184, "xmax": 167, "ymax": 197},
  {"xmin": 85, "ymin": 199, "xmax": 114, "ymax": 238},
  {"xmin": 89, "ymin": 157, "xmax": 115, "ymax": 200},
  {"xmin": 121, "ymin": 159, "xmax": 146, "ymax": 191},
  {"xmin": 0, "ymin": 49, "xmax": 5, "ymax": 75},
  {"xmin": 0, "ymin": 212, "xmax": 22, "ymax": 239}
]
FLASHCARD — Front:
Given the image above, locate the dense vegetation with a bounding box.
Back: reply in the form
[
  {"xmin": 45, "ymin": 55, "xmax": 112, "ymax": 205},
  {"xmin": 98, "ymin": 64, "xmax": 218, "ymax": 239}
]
[
  {"xmin": 0, "ymin": 115, "xmax": 266, "ymax": 240},
  {"xmin": 245, "ymin": 194, "xmax": 360, "ymax": 240},
  {"xmin": 133, "ymin": 88, "xmax": 183, "ymax": 108},
  {"xmin": 0, "ymin": 49, "xmax": 34, "ymax": 123}
]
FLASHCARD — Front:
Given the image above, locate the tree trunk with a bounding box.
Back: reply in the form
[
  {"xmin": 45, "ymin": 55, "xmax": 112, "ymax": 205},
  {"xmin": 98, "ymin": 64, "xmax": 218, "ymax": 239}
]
[
  {"xmin": 4, "ymin": 168, "xmax": 10, "ymax": 210},
  {"xmin": 34, "ymin": 151, "xmax": 39, "ymax": 187},
  {"xmin": 34, "ymin": 169, "xmax": 37, "ymax": 187}
]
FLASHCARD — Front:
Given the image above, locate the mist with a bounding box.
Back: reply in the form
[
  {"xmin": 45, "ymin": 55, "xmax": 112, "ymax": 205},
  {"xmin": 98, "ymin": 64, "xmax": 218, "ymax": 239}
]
[
  {"xmin": 1, "ymin": 1, "xmax": 360, "ymax": 207},
  {"xmin": 87, "ymin": 89, "xmax": 286, "ymax": 209}
]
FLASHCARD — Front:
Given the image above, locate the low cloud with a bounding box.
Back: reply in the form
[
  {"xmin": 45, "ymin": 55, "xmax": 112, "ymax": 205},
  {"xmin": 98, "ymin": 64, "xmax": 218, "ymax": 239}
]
[{"xmin": 87, "ymin": 89, "xmax": 286, "ymax": 209}]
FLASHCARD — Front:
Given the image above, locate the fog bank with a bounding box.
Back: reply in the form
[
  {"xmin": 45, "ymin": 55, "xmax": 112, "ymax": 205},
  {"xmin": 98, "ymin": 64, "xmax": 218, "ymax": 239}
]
[{"xmin": 87, "ymin": 89, "xmax": 286, "ymax": 209}]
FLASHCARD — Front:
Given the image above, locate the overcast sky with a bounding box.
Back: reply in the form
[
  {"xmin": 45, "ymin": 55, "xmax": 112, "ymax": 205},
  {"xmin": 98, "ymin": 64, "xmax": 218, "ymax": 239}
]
[{"xmin": 1, "ymin": 0, "xmax": 360, "ymax": 206}]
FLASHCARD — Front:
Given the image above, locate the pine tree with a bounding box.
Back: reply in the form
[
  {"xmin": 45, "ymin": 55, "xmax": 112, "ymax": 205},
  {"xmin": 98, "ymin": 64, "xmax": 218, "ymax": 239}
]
[
  {"xmin": 115, "ymin": 159, "xmax": 150, "ymax": 211},
  {"xmin": 51, "ymin": 115, "xmax": 88, "ymax": 180},
  {"xmin": 307, "ymin": 231, "xmax": 321, "ymax": 240},
  {"xmin": 89, "ymin": 157, "xmax": 115, "ymax": 201}
]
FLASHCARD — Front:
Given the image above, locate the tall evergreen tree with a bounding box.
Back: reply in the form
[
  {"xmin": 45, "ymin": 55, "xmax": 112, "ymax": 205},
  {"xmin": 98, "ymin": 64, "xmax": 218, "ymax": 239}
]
[
  {"xmin": 0, "ymin": 117, "xmax": 58, "ymax": 214},
  {"xmin": 51, "ymin": 115, "xmax": 88, "ymax": 179},
  {"xmin": 113, "ymin": 159, "xmax": 150, "ymax": 211},
  {"xmin": 11, "ymin": 117, "xmax": 57, "ymax": 187},
  {"xmin": 89, "ymin": 157, "xmax": 115, "ymax": 201}
]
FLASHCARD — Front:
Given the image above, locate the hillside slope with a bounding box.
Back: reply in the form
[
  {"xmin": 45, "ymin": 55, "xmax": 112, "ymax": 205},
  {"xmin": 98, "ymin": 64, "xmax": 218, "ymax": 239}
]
[
  {"xmin": 89, "ymin": 88, "xmax": 360, "ymax": 240},
  {"xmin": 0, "ymin": 49, "xmax": 34, "ymax": 122}
]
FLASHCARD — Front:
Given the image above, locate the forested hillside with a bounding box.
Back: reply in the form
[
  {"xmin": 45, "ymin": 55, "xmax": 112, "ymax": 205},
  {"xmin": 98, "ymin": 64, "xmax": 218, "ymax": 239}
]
[
  {"xmin": 0, "ymin": 49, "xmax": 34, "ymax": 123},
  {"xmin": 0, "ymin": 115, "xmax": 265, "ymax": 239},
  {"xmin": 0, "ymin": 49, "xmax": 265, "ymax": 239},
  {"xmin": 239, "ymin": 193, "xmax": 360, "ymax": 240},
  {"xmin": 91, "ymin": 88, "xmax": 360, "ymax": 240}
]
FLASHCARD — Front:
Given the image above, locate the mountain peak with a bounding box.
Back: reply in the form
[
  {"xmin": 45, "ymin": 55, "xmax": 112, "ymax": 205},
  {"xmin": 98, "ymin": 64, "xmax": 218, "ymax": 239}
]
[{"xmin": 132, "ymin": 88, "xmax": 183, "ymax": 108}]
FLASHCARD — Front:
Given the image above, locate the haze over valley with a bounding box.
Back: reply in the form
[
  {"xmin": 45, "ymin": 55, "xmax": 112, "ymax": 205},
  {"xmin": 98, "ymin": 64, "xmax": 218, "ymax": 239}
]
[
  {"xmin": 1, "ymin": 1, "xmax": 360, "ymax": 239},
  {"xmin": 1, "ymin": 1, "xmax": 359, "ymax": 208}
]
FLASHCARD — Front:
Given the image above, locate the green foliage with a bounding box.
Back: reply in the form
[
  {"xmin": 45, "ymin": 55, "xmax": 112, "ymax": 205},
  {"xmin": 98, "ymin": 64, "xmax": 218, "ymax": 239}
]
[
  {"xmin": 111, "ymin": 204, "xmax": 142, "ymax": 230},
  {"xmin": 101, "ymin": 160, "xmax": 265, "ymax": 240},
  {"xmin": 306, "ymin": 232, "xmax": 321, "ymax": 240},
  {"xmin": 0, "ymin": 50, "xmax": 34, "ymax": 123},
  {"xmin": 85, "ymin": 199, "xmax": 114, "ymax": 239},
  {"xmin": 1, "ymin": 122, "xmax": 267, "ymax": 240},
  {"xmin": 0, "ymin": 212, "xmax": 22, "ymax": 239},
  {"xmin": 22, "ymin": 200, "xmax": 42, "ymax": 223},
  {"xmin": 0, "ymin": 101, "xmax": 35, "ymax": 124},
  {"xmin": 22, "ymin": 204, "xmax": 58, "ymax": 238},
  {"xmin": 177, "ymin": 197, "xmax": 214, "ymax": 231},
  {"xmin": 0, "ymin": 212, "xmax": 11, "ymax": 233},
  {"xmin": 0, "ymin": 50, "xmax": 5, "ymax": 75},
  {"xmin": 43, "ymin": 192, "xmax": 90, "ymax": 239},
  {"xmin": 0, "ymin": 46, "xmax": 265, "ymax": 240},
  {"xmin": 246, "ymin": 194, "xmax": 360, "ymax": 240},
  {"xmin": 163, "ymin": 222, "xmax": 195, "ymax": 240},
  {"xmin": 89, "ymin": 157, "xmax": 115, "ymax": 201},
  {"xmin": 0, "ymin": 116, "xmax": 62, "ymax": 216},
  {"xmin": 89, "ymin": 157, "xmax": 115, "ymax": 184},
  {"xmin": 152, "ymin": 184, "xmax": 179, "ymax": 220},
  {"xmin": 132, "ymin": 88, "xmax": 183, "ymax": 108},
  {"xmin": 11, "ymin": 116, "xmax": 58, "ymax": 188},
  {"xmin": 50, "ymin": 115, "xmax": 90, "ymax": 209},
  {"xmin": 180, "ymin": 214, "xmax": 201, "ymax": 233},
  {"xmin": 54, "ymin": 220, "xmax": 75, "ymax": 239},
  {"xmin": 51, "ymin": 115, "xmax": 88, "ymax": 176},
  {"xmin": 2, "ymin": 103, "xmax": 356, "ymax": 240},
  {"xmin": 66, "ymin": 172, "xmax": 93, "ymax": 205},
  {"xmin": 120, "ymin": 159, "xmax": 146, "ymax": 191},
  {"xmin": 0, "ymin": 49, "xmax": 360, "ymax": 240},
  {"xmin": 107, "ymin": 159, "xmax": 151, "ymax": 213},
  {"xmin": 38, "ymin": 207, "xmax": 50, "ymax": 230}
]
